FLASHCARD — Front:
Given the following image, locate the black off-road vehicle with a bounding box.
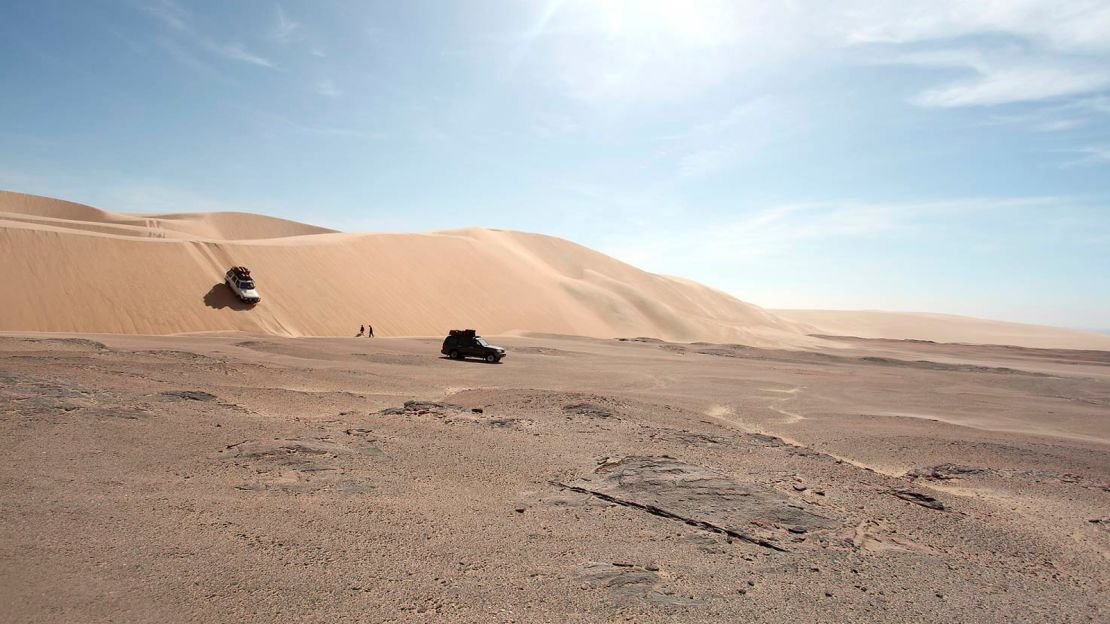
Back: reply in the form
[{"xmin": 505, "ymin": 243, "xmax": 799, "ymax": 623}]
[{"xmin": 441, "ymin": 329, "xmax": 506, "ymax": 363}]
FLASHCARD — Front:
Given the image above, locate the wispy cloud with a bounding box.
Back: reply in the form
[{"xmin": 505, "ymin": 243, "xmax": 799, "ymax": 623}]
[
  {"xmin": 1059, "ymin": 146, "xmax": 1110, "ymax": 168},
  {"xmin": 135, "ymin": 0, "xmax": 188, "ymax": 32},
  {"xmin": 205, "ymin": 41, "xmax": 275, "ymax": 68},
  {"xmin": 155, "ymin": 37, "xmax": 225, "ymax": 78},
  {"xmin": 248, "ymin": 111, "xmax": 384, "ymax": 140},
  {"xmin": 653, "ymin": 98, "xmax": 779, "ymax": 181},
  {"xmin": 525, "ymin": 1, "xmax": 1110, "ymax": 110},
  {"xmin": 602, "ymin": 196, "xmax": 1070, "ymax": 267},
  {"xmin": 134, "ymin": 0, "xmax": 276, "ymax": 70},
  {"xmin": 315, "ymin": 79, "xmax": 342, "ymax": 98},
  {"xmin": 271, "ymin": 6, "xmax": 301, "ymax": 43},
  {"xmin": 900, "ymin": 50, "xmax": 1110, "ymax": 108},
  {"xmin": 531, "ymin": 112, "xmax": 579, "ymax": 138}
]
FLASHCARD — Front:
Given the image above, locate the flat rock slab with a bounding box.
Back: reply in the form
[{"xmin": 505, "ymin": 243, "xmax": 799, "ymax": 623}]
[
  {"xmin": 574, "ymin": 561, "xmax": 696, "ymax": 606},
  {"xmin": 217, "ymin": 437, "xmax": 380, "ymax": 494},
  {"xmin": 560, "ymin": 456, "xmax": 835, "ymax": 550}
]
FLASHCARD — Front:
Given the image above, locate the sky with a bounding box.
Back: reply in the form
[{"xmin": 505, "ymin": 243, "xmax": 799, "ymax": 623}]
[{"xmin": 1, "ymin": 1, "xmax": 1108, "ymax": 329}]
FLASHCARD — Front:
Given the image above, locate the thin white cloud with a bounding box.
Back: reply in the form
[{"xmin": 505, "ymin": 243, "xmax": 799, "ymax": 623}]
[
  {"xmin": 1059, "ymin": 146, "xmax": 1110, "ymax": 168},
  {"xmin": 204, "ymin": 41, "xmax": 275, "ymax": 68},
  {"xmin": 531, "ymin": 112, "xmax": 580, "ymax": 138},
  {"xmin": 315, "ymin": 79, "xmax": 343, "ymax": 98},
  {"xmin": 365, "ymin": 26, "xmax": 386, "ymax": 43},
  {"xmin": 602, "ymin": 197, "xmax": 1069, "ymax": 267},
  {"xmin": 898, "ymin": 50, "xmax": 1110, "ymax": 108},
  {"xmin": 271, "ymin": 6, "xmax": 301, "ymax": 43},
  {"xmin": 248, "ymin": 111, "xmax": 384, "ymax": 140},
  {"xmin": 134, "ymin": 1, "xmax": 276, "ymax": 70},
  {"xmin": 135, "ymin": 0, "xmax": 189, "ymax": 32},
  {"xmin": 525, "ymin": 1, "xmax": 1110, "ymax": 109}
]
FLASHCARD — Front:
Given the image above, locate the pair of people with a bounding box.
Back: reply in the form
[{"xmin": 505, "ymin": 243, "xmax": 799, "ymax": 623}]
[{"xmin": 357, "ymin": 324, "xmax": 375, "ymax": 338}]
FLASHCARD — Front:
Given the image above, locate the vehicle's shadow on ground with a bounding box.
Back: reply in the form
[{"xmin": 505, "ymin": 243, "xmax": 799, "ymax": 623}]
[
  {"xmin": 203, "ymin": 284, "xmax": 253, "ymax": 311},
  {"xmin": 439, "ymin": 356, "xmax": 502, "ymax": 364}
]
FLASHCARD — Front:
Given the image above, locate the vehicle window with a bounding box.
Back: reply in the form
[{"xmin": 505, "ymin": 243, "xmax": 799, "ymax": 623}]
[
  {"xmin": 240, "ymin": 280, "xmax": 255, "ymax": 289},
  {"xmin": 476, "ymin": 337, "xmax": 489, "ymax": 347}
]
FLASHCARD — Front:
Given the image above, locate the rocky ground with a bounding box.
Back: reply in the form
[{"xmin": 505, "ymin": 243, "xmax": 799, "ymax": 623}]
[{"xmin": 0, "ymin": 332, "xmax": 1107, "ymax": 623}]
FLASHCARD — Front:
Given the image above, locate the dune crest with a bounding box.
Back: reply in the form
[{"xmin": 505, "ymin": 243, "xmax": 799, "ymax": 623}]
[
  {"xmin": 775, "ymin": 309, "xmax": 1110, "ymax": 350},
  {"xmin": 0, "ymin": 190, "xmax": 812, "ymax": 345}
]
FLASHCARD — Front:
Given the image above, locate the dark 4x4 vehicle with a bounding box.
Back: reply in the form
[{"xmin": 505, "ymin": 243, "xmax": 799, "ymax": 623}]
[{"xmin": 442, "ymin": 329, "xmax": 506, "ymax": 363}]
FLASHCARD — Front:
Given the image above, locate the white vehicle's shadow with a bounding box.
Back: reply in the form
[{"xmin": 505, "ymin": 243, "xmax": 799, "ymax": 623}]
[{"xmin": 203, "ymin": 284, "xmax": 255, "ymax": 311}]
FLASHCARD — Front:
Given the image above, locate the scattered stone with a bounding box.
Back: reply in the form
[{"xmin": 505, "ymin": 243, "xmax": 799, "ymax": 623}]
[
  {"xmin": 793, "ymin": 484, "xmax": 807, "ymax": 492},
  {"xmin": 907, "ymin": 464, "xmax": 985, "ymax": 481},
  {"xmin": 562, "ymin": 403, "xmax": 612, "ymax": 419},
  {"xmin": 161, "ymin": 390, "xmax": 217, "ymax": 401},
  {"xmin": 574, "ymin": 561, "xmax": 695, "ymax": 606},
  {"xmin": 749, "ymin": 433, "xmax": 787, "ymax": 447},
  {"xmin": 379, "ymin": 401, "xmax": 464, "ymax": 417},
  {"xmin": 471, "ymin": 408, "xmax": 484, "ymax": 414},
  {"xmin": 890, "ymin": 488, "xmax": 945, "ymax": 510}
]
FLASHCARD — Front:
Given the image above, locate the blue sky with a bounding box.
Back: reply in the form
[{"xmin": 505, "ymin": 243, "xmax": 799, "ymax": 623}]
[{"xmin": 2, "ymin": 1, "xmax": 1108, "ymax": 328}]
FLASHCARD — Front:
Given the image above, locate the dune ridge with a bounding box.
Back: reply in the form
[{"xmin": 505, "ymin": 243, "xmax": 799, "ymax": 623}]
[
  {"xmin": 775, "ymin": 309, "xmax": 1110, "ymax": 351},
  {"xmin": 0, "ymin": 190, "xmax": 812, "ymax": 345}
]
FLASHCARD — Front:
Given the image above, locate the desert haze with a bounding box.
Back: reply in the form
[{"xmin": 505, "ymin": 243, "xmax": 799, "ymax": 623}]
[{"xmin": 1, "ymin": 190, "xmax": 1108, "ymax": 623}]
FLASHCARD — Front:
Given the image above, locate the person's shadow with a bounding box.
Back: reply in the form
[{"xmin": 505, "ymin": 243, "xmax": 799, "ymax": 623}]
[{"xmin": 203, "ymin": 283, "xmax": 253, "ymax": 310}]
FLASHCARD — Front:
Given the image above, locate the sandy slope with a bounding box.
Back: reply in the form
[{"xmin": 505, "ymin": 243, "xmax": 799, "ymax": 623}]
[
  {"xmin": 0, "ymin": 191, "xmax": 808, "ymax": 345},
  {"xmin": 775, "ymin": 309, "xmax": 1110, "ymax": 351}
]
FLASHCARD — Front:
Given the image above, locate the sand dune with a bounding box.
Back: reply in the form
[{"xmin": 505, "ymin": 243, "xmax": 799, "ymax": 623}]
[
  {"xmin": 776, "ymin": 309, "xmax": 1110, "ymax": 350},
  {"xmin": 0, "ymin": 190, "xmax": 810, "ymax": 345},
  {"xmin": 0, "ymin": 190, "xmax": 334, "ymax": 240},
  {"xmin": 5, "ymin": 190, "xmax": 1103, "ymax": 350}
]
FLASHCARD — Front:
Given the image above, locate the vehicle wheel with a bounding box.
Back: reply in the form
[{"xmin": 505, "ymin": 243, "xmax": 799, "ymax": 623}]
[
  {"xmin": 485, "ymin": 354, "xmax": 497, "ymax": 363},
  {"xmin": 449, "ymin": 350, "xmax": 460, "ymax": 360}
]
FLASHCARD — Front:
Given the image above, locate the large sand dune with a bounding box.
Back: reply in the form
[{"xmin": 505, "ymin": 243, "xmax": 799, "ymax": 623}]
[
  {"xmin": 776, "ymin": 309, "xmax": 1110, "ymax": 350},
  {"xmin": 0, "ymin": 190, "xmax": 808, "ymax": 345}
]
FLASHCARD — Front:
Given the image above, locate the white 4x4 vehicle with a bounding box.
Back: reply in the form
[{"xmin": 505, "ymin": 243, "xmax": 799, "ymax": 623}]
[{"xmin": 225, "ymin": 266, "xmax": 261, "ymax": 304}]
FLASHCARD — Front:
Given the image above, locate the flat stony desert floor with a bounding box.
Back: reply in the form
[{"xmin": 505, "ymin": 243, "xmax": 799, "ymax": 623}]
[{"xmin": 1, "ymin": 332, "xmax": 1107, "ymax": 623}]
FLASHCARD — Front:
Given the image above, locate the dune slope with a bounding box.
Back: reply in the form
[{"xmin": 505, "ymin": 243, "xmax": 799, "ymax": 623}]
[
  {"xmin": 775, "ymin": 309, "xmax": 1110, "ymax": 350},
  {"xmin": 0, "ymin": 191, "xmax": 809, "ymax": 345}
]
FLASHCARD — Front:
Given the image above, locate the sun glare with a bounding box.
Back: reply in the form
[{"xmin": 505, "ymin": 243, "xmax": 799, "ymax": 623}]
[{"xmin": 589, "ymin": 0, "xmax": 736, "ymax": 45}]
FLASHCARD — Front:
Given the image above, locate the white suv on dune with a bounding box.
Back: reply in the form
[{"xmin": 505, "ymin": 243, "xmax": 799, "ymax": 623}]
[{"xmin": 225, "ymin": 266, "xmax": 261, "ymax": 304}]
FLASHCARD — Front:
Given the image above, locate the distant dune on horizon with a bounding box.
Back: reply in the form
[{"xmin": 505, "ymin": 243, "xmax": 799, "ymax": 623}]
[
  {"xmin": 774, "ymin": 309, "xmax": 1110, "ymax": 351},
  {"xmin": 3, "ymin": 189, "xmax": 1108, "ymax": 351}
]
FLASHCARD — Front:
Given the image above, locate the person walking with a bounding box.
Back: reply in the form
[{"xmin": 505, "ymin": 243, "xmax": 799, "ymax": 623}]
[
  {"xmin": 357, "ymin": 324, "xmax": 365, "ymax": 337},
  {"xmin": 367, "ymin": 324, "xmax": 374, "ymax": 338}
]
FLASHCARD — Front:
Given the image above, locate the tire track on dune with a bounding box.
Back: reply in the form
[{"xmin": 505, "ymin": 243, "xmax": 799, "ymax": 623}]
[
  {"xmin": 186, "ymin": 241, "xmax": 296, "ymax": 336},
  {"xmin": 703, "ymin": 392, "xmax": 902, "ymax": 477}
]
